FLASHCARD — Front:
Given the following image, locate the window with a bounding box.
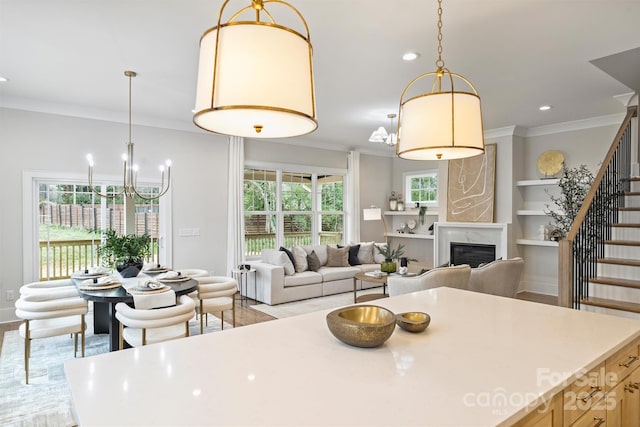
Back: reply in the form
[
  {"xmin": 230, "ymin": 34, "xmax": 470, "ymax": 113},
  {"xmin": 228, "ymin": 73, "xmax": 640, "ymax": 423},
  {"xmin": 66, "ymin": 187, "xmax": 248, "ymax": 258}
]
[
  {"xmin": 404, "ymin": 170, "xmax": 438, "ymax": 207},
  {"xmin": 25, "ymin": 170, "xmax": 169, "ymax": 283},
  {"xmin": 244, "ymin": 168, "xmax": 344, "ymax": 257}
]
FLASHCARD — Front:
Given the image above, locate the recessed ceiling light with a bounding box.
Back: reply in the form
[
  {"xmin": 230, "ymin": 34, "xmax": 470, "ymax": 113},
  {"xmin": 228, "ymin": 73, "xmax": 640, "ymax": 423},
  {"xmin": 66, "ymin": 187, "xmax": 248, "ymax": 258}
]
[
  {"xmin": 539, "ymin": 105, "xmax": 552, "ymax": 111},
  {"xmin": 402, "ymin": 52, "xmax": 420, "ymax": 61},
  {"xmin": 0, "ymin": 76, "xmax": 8, "ymax": 82}
]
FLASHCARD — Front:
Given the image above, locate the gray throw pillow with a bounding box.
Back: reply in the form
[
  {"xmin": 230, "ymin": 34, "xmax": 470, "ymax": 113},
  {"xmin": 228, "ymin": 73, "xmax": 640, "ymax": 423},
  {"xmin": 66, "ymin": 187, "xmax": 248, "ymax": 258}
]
[
  {"xmin": 307, "ymin": 250, "xmax": 321, "ymax": 272},
  {"xmin": 357, "ymin": 241, "xmax": 375, "ymax": 264}
]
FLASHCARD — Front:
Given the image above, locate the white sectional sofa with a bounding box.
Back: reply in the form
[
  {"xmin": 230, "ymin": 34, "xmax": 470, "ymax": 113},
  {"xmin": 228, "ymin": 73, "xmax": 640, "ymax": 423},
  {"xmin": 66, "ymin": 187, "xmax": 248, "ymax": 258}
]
[{"xmin": 249, "ymin": 243, "xmax": 386, "ymax": 305}]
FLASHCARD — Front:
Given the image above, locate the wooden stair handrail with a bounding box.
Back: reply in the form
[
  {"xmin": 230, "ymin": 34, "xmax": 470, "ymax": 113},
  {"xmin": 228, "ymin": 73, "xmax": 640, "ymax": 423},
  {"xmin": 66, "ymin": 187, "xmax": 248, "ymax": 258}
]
[{"xmin": 566, "ymin": 106, "xmax": 637, "ymax": 241}]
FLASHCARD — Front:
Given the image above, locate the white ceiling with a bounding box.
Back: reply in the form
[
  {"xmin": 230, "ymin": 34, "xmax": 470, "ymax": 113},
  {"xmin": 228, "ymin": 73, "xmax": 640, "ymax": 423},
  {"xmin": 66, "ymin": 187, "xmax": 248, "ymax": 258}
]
[{"xmin": 1, "ymin": 0, "xmax": 639, "ymax": 155}]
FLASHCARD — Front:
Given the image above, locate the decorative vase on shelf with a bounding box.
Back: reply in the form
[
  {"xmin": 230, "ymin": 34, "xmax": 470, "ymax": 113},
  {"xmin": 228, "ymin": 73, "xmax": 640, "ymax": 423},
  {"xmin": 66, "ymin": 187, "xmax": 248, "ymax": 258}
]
[
  {"xmin": 381, "ymin": 258, "xmax": 397, "ymax": 273},
  {"xmin": 396, "ymin": 195, "xmax": 404, "ymax": 211},
  {"xmin": 389, "ymin": 191, "xmax": 397, "ymax": 211}
]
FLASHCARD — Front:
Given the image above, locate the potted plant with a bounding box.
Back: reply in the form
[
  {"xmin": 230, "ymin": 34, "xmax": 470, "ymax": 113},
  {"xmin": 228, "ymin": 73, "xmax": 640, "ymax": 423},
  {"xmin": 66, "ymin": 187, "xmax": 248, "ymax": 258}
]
[
  {"xmin": 375, "ymin": 243, "xmax": 417, "ymax": 273},
  {"xmin": 97, "ymin": 229, "xmax": 152, "ymax": 278},
  {"xmin": 545, "ymin": 164, "xmax": 594, "ymax": 239}
]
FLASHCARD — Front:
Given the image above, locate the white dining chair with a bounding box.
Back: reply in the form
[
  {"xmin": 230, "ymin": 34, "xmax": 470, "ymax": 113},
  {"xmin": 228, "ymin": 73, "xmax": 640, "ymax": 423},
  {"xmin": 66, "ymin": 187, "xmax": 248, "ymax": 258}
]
[
  {"xmin": 193, "ymin": 276, "xmax": 238, "ymax": 334},
  {"xmin": 173, "ymin": 268, "xmax": 209, "ymax": 278},
  {"xmin": 115, "ymin": 295, "xmax": 196, "ymax": 348},
  {"xmin": 14, "ymin": 287, "xmax": 88, "ymax": 384},
  {"xmin": 19, "ymin": 279, "xmax": 77, "ymax": 296}
]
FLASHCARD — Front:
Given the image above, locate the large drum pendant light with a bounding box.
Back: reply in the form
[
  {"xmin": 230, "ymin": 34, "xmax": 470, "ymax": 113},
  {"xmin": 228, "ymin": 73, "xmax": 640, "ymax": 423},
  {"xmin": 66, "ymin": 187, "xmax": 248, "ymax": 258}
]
[
  {"xmin": 396, "ymin": 0, "xmax": 484, "ymax": 160},
  {"xmin": 194, "ymin": 0, "xmax": 317, "ymax": 138}
]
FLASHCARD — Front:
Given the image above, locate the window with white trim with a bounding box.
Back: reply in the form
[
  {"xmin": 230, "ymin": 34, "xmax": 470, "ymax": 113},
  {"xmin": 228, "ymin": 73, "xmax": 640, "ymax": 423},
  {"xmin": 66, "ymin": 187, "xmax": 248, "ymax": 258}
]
[
  {"xmin": 404, "ymin": 170, "xmax": 438, "ymax": 207},
  {"xmin": 243, "ymin": 168, "xmax": 344, "ymax": 257}
]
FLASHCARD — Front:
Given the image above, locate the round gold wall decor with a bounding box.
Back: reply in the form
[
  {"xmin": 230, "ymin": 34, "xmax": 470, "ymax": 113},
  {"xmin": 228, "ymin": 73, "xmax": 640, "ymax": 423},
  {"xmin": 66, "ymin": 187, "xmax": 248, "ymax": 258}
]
[{"xmin": 537, "ymin": 150, "xmax": 564, "ymax": 178}]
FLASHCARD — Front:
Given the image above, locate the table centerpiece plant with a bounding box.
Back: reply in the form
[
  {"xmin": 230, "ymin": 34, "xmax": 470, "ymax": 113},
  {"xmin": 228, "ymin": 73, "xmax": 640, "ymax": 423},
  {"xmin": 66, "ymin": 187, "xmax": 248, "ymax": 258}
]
[
  {"xmin": 97, "ymin": 229, "xmax": 152, "ymax": 278},
  {"xmin": 375, "ymin": 243, "xmax": 417, "ymax": 273}
]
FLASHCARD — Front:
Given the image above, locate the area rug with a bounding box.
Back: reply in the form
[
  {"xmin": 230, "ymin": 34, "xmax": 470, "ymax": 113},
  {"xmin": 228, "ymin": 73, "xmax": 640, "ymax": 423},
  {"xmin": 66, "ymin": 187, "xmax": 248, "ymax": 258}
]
[
  {"xmin": 250, "ymin": 288, "xmax": 386, "ymax": 319},
  {"xmin": 0, "ymin": 315, "xmax": 231, "ymax": 427}
]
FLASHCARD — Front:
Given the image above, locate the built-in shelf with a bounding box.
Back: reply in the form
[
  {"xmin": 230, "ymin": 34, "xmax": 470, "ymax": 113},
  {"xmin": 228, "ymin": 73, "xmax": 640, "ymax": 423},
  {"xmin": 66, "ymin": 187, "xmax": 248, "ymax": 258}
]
[
  {"xmin": 516, "ymin": 179, "xmax": 560, "ymax": 187},
  {"xmin": 517, "ymin": 209, "xmax": 549, "ymax": 216},
  {"xmin": 516, "ymin": 239, "xmax": 559, "ymax": 247},
  {"xmin": 385, "ymin": 232, "xmax": 434, "ymax": 240},
  {"xmin": 384, "ymin": 210, "xmax": 439, "ymax": 216}
]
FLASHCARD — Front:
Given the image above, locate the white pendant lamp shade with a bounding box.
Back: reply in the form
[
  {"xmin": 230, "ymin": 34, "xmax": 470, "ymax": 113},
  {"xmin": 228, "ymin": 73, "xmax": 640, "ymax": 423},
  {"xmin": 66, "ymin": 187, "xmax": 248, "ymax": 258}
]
[
  {"xmin": 398, "ymin": 81, "xmax": 484, "ymax": 160},
  {"xmin": 194, "ymin": 1, "xmax": 317, "ymax": 138},
  {"xmin": 396, "ymin": 0, "xmax": 484, "ymax": 161}
]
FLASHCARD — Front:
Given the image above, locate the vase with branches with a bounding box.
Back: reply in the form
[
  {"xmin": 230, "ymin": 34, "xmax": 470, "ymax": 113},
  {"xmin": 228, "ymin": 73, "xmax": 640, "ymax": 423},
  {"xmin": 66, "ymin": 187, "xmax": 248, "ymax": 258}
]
[{"xmin": 545, "ymin": 164, "xmax": 594, "ymax": 239}]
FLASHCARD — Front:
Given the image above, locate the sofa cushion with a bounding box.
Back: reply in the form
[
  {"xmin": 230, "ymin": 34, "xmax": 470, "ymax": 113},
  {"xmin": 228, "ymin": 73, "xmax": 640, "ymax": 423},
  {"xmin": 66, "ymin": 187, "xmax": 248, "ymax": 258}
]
[
  {"xmin": 267, "ymin": 251, "xmax": 295, "ymax": 276},
  {"xmin": 357, "ymin": 263, "xmax": 380, "ymax": 273},
  {"xmin": 284, "ymin": 271, "xmax": 323, "ymax": 288},
  {"xmin": 302, "ymin": 245, "xmax": 328, "ymax": 266},
  {"xmin": 279, "ymin": 246, "xmax": 295, "ymax": 266},
  {"xmin": 357, "ymin": 241, "xmax": 375, "ymax": 264},
  {"xmin": 307, "ymin": 251, "xmax": 321, "ymax": 272},
  {"xmin": 338, "ymin": 244, "xmax": 361, "ymax": 265},
  {"xmin": 373, "ymin": 243, "xmax": 388, "ymax": 263},
  {"xmin": 291, "ymin": 246, "xmax": 308, "ymax": 273},
  {"xmin": 318, "ymin": 266, "xmax": 360, "ymax": 281},
  {"xmin": 326, "ymin": 246, "xmax": 349, "ymax": 267}
]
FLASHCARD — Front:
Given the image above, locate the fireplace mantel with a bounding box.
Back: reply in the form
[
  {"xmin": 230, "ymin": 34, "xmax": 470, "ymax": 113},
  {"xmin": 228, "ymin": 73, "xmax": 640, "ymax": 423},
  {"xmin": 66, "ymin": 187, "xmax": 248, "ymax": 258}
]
[{"xmin": 434, "ymin": 222, "xmax": 508, "ymax": 266}]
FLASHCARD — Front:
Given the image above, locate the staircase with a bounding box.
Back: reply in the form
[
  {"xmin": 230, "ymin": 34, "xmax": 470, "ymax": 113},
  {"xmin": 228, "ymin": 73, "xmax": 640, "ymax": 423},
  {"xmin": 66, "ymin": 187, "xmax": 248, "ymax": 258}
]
[
  {"xmin": 582, "ymin": 178, "xmax": 640, "ymax": 318},
  {"xmin": 558, "ymin": 106, "xmax": 640, "ymax": 318}
]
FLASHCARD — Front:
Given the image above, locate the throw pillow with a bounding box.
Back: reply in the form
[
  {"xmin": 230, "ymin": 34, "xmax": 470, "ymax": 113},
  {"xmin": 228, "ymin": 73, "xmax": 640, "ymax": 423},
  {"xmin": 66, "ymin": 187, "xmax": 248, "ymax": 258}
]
[
  {"xmin": 326, "ymin": 246, "xmax": 349, "ymax": 267},
  {"xmin": 268, "ymin": 251, "xmax": 295, "ymax": 276},
  {"xmin": 356, "ymin": 241, "xmax": 375, "ymax": 264},
  {"xmin": 338, "ymin": 244, "xmax": 360, "ymax": 265},
  {"xmin": 291, "ymin": 246, "xmax": 308, "ymax": 273},
  {"xmin": 307, "ymin": 250, "xmax": 321, "ymax": 272},
  {"xmin": 312, "ymin": 245, "xmax": 328, "ymax": 265},
  {"xmin": 373, "ymin": 243, "xmax": 387, "ymax": 264},
  {"xmin": 279, "ymin": 246, "xmax": 295, "ymax": 266}
]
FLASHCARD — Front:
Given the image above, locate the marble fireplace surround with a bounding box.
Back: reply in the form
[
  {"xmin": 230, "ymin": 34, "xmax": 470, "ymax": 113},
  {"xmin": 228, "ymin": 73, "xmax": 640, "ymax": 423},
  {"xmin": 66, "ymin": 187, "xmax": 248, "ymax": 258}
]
[{"xmin": 434, "ymin": 222, "xmax": 508, "ymax": 266}]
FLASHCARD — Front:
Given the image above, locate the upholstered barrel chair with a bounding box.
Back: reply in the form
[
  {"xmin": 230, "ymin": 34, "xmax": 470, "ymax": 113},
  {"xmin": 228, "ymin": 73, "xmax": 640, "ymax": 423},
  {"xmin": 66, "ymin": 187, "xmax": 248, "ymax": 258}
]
[
  {"xmin": 192, "ymin": 276, "xmax": 238, "ymax": 334},
  {"xmin": 115, "ymin": 295, "xmax": 196, "ymax": 348},
  {"xmin": 387, "ymin": 264, "xmax": 471, "ymax": 297},
  {"xmin": 19, "ymin": 279, "xmax": 77, "ymax": 296},
  {"xmin": 467, "ymin": 257, "xmax": 525, "ymax": 298},
  {"xmin": 173, "ymin": 268, "xmax": 209, "ymax": 278},
  {"xmin": 14, "ymin": 287, "xmax": 88, "ymax": 384}
]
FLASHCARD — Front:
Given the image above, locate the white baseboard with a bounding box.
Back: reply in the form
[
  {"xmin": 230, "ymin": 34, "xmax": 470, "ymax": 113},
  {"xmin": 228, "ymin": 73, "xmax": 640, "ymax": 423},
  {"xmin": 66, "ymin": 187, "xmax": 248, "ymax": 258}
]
[{"xmin": 520, "ymin": 278, "xmax": 558, "ymax": 296}]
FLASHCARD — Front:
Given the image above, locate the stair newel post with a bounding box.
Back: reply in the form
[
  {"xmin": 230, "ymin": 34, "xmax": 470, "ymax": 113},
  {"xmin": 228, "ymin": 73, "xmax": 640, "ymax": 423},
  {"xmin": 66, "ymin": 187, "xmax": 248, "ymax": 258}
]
[{"xmin": 558, "ymin": 238, "xmax": 574, "ymax": 308}]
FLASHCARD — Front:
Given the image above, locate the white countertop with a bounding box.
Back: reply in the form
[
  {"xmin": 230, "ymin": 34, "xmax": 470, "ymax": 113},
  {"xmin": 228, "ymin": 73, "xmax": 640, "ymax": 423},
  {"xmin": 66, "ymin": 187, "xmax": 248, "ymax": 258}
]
[{"xmin": 64, "ymin": 287, "xmax": 640, "ymax": 426}]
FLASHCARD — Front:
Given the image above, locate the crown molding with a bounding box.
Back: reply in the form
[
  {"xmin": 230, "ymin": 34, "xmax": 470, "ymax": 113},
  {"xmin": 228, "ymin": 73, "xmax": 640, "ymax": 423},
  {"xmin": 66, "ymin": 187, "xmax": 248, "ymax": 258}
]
[{"xmin": 524, "ymin": 113, "xmax": 627, "ymax": 137}]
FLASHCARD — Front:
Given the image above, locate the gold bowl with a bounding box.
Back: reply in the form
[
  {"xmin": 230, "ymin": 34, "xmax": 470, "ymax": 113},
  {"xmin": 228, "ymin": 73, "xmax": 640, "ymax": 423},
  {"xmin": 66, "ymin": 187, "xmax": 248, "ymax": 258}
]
[
  {"xmin": 396, "ymin": 312, "xmax": 431, "ymax": 333},
  {"xmin": 326, "ymin": 305, "xmax": 396, "ymax": 348}
]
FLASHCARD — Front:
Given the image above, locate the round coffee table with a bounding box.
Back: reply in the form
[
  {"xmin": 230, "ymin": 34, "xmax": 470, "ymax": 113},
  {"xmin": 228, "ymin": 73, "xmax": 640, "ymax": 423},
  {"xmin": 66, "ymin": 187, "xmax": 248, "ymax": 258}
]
[{"xmin": 353, "ymin": 271, "xmax": 388, "ymax": 303}]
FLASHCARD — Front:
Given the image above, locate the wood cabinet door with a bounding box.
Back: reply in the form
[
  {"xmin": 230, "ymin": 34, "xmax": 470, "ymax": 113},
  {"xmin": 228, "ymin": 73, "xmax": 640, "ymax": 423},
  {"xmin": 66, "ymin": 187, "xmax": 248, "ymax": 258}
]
[
  {"xmin": 513, "ymin": 393, "xmax": 563, "ymax": 427},
  {"xmin": 571, "ymin": 406, "xmax": 606, "ymax": 427},
  {"xmin": 607, "ymin": 366, "xmax": 640, "ymax": 427}
]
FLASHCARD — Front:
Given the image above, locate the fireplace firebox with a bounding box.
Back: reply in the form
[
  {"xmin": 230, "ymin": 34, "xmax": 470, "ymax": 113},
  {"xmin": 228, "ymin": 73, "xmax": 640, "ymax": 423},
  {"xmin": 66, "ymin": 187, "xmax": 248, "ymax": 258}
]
[{"xmin": 450, "ymin": 242, "xmax": 496, "ymax": 268}]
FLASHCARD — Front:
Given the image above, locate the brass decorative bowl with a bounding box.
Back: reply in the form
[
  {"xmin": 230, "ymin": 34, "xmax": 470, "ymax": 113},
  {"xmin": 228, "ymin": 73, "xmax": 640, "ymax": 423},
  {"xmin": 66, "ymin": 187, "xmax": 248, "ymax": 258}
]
[
  {"xmin": 396, "ymin": 312, "xmax": 431, "ymax": 333},
  {"xmin": 326, "ymin": 305, "xmax": 396, "ymax": 348}
]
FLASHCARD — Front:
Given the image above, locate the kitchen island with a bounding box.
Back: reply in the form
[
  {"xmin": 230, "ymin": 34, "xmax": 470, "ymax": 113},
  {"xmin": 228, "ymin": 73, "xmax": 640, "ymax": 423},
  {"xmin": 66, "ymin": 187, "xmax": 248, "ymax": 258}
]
[{"xmin": 64, "ymin": 287, "xmax": 640, "ymax": 426}]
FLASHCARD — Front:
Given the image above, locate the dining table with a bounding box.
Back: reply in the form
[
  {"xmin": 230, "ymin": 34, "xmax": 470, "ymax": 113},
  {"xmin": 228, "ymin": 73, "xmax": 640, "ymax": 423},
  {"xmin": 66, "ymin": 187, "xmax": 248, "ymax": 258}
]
[{"xmin": 72, "ymin": 272, "xmax": 198, "ymax": 351}]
